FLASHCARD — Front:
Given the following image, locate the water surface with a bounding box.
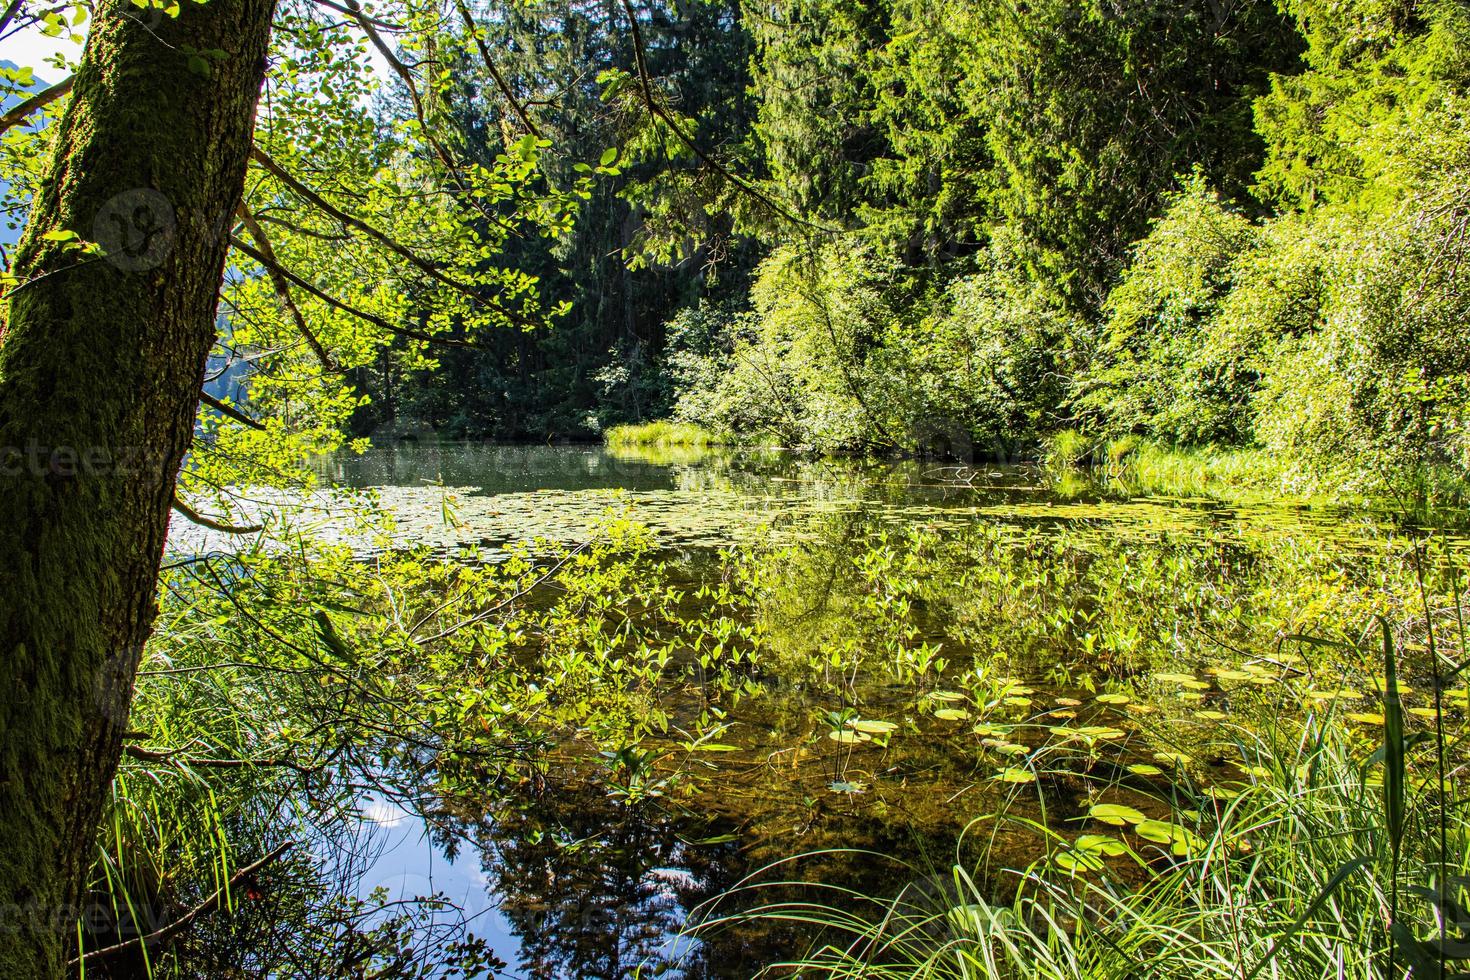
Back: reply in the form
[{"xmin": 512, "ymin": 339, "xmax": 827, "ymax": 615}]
[{"xmin": 277, "ymin": 443, "xmax": 1434, "ymax": 978}]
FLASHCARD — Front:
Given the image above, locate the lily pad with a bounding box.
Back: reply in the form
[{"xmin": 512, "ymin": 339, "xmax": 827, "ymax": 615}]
[
  {"xmin": 1055, "ymin": 849, "xmax": 1105, "ymax": 873},
  {"xmin": 848, "ymin": 719, "xmax": 899, "ymax": 735},
  {"xmin": 995, "ymin": 767, "xmax": 1036, "ymax": 784},
  {"xmin": 1076, "ymin": 834, "xmax": 1128, "ymax": 856},
  {"xmin": 1088, "ymin": 803, "xmax": 1147, "ymax": 826}
]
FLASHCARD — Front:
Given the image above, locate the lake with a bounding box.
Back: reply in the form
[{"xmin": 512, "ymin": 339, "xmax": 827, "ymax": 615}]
[{"xmin": 207, "ymin": 442, "xmax": 1452, "ymax": 978}]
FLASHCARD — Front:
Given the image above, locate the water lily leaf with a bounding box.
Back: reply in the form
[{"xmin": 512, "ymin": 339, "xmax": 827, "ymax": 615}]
[
  {"xmin": 1095, "ymin": 693, "xmax": 1131, "ymax": 705},
  {"xmin": 1154, "ymin": 751, "xmax": 1192, "ymax": 767},
  {"xmin": 1307, "ymin": 688, "xmax": 1365, "ymax": 701},
  {"xmin": 1089, "ymin": 803, "xmax": 1146, "ymax": 826},
  {"xmin": 982, "ymin": 738, "xmax": 1029, "ymax": 756},
  {"xmin": 934, "ymin": 707, "xmax": 971, "ymax": 721},
  {"xmin": 1055, "ymin": 850, "xmax": 1105, "ymax": 872},
  {"xmin": 995, "ymin": 767, "xmax": 1036, "ymax": 784},
  {"xmin": 1077, "ymin": 725, "xmax": 1126, "ymax": 740},
  {"xmin": 1076, "ymin": 834, "xmax": 1128, "ymax": 856},
  {"xmin": 848, "ymin": 719, "xmax": 899, "ymax": 734},
  {"xmin": 1134, "ymin": 819, "xmax": 1175, "ymax": 844},
  {"xmin": 971, "ymin": 723, "xmax": 1012, "ymax": 736},
  {"xmin": 1127, "ymin": 763, "xmax": 1165, "ymax": 776},
  {"xmin": 930, "ymin": 691, "xmax": 965, "ymax": 702},
  {"xmin": 828, "ymin": 730, "xmax": 869, "ymax": 744},
  {"xmin": 1135, "ymin": 819, "xmax": 1205, "ymax": 856},
  {"xmin": 1153, "ymin": 672, "xmax": 1198, "ymax": 685}
]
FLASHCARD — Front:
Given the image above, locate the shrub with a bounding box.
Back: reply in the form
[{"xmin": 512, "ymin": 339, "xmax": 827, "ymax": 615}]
[{"xmin": 1073, "ymin": 174, "xmax": 1261, "ymax": 445}]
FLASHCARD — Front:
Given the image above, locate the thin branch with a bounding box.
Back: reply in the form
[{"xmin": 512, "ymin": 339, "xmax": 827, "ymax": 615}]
[
  {"xmin": 309, "ymin": 0, "xmax": 404, "ymax": 30},
  {"xmin": 238, "ymin": 203, "xmax": 338, "ymax": 370},
  {"xmin": 198, "ymin": 390, "xmax": 267, "ymax": 431},
  {"xmin": 339, "ymin": 0, "xmax": 491, "ymax": 214},
  {"xmin": 229, "ymin": 236, "xmax": 487, "ymax": 350},
  {"xmin": 250, "ymin": 148, "xmax": 532, "ymax": 325},
  {"xmin": 451, "ymin": 0, "xmax": 542, "ymax": 138},
  {"xmin": 123, "ymin": 744, "xmax": 319, "ymax": 774},
  {"xmin": 0, "ymin": 75, "xmax": 72, "ymax": 135},
  {"xmin": 172, "ymin": 496, "xmax": 265, "ymax": 535},
  {"xmin": 618, "ymin": 0, "xmax": 831, "ymax": 234},
  {"xmin": 0, "ymin": 0, "xmax": 26, "ymax": 37},
  {"xmin": 70, "ymin": 843, "xmax": 296, "ymax": 968},
  {"xmin": 253, "ymin": 212, "xmax": 351, "ymax": 243}
]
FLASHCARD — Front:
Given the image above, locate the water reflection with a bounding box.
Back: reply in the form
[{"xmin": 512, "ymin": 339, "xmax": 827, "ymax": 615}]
[{"xmin": 313, "ymin": 443, "xmax": 1428, "ymax": 977}]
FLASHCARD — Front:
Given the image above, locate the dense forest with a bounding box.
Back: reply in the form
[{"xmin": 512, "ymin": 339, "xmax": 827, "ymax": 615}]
[
  {"xmin": 333, "ymin": 0, "xmax": 1470, "ymax": 496},
  {"xmin": 3, "ymin": 0, "xmax": 1470, "ymax": 977}
]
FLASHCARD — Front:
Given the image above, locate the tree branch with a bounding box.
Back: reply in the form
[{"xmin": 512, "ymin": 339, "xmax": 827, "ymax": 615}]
[
  {"xmin": 199, "ymin": 390, "xmax": 266, "ymax": 431},
  {"xmin": 618, "ymin": 0, "xmax": 830, "ymax": 234},
  {"xmin": 171, "ymin": 496, "xmax": 265, "ymax": 535},
  {"xmin": 0, "ymin": 75, "xmax": 72, "ymax": 135},
  {"xmin": 238, "ymin": 202, "xmax": 338, "ymax": 370},
  {"xmin": 123, "ymin": 743, "xmax": 319, "ymax": 774},
  {"xmin": 250, "ymin": 148, "xmax": 526, "ymax": 318},
  {"xmin": 451, "ymin": 0, "xmax": 542, "ymax": 138},
  {"xmin": 309, "ymin": 0, "xmax": 403, "ymax": 30},
  {"xmin": 229, "ymin": 236, "xmax": 488, "ymax": 350}
]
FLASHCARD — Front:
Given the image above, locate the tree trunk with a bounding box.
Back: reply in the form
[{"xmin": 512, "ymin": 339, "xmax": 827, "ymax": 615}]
[{"xmin": 0, "ymin": 0, "xmax": 275, "ymax": 972}]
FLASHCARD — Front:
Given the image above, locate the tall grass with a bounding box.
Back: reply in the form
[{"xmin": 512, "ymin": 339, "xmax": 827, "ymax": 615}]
[
  {"xmin": 1044, "ymin": 429, "xmax": 1280, "ymax": 488},
  {"xmin": 1041, "ymin": 430, "xmax": 1470, "ymax": 516},
  {"xmin": 604, "ymin": 421, "xmax": 726, "ymax": 449}
]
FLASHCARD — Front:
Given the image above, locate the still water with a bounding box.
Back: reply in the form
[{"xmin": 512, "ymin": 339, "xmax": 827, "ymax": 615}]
[{"xmin": 267, "ymin": 442, "xmax": 1440, "ymax": 978}]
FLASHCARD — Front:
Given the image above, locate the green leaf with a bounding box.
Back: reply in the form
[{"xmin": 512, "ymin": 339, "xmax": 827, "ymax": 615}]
[
  {"xmin": 1089, "ymin": 803, "xmax": 1146, "ymax": 826},
  {"xmin": 1076, "ymin": 834, "xmax": 1128, "ymax": 856},
  {"xmin": 994, "ymin": 767, "xmax": 1036, "ymax": 784},
  {"xmin": 1380, "ymin": 616, "xmax": 1406, "ymax": 851}
]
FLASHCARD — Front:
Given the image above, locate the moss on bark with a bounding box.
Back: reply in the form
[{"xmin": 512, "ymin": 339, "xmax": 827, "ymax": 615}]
[{"xmin": 0, "ymin": 0, "xmax": 276, "ymax": 973}]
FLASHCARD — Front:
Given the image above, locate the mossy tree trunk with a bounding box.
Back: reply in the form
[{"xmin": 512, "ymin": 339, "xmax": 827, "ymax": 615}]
[{"xmin": 0, "ymin": 0, "xmax": 275, "ymax": 973}]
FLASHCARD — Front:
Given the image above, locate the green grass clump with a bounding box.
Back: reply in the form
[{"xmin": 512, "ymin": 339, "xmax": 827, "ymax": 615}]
[
  {"xmin": 1042, "ymin": 429, "xmax": 1099, "ymax": 469},
  {"xmin": 604, "ymin": 421, "xmax": 725, "ymax": 449},
  {"xmin": 1114, "ymin": 441, "xmax": 1283, "ymax": 496},
  {"xmin": 1043, "ymin": 434, "xmax": 1303, "ymax": 502}
]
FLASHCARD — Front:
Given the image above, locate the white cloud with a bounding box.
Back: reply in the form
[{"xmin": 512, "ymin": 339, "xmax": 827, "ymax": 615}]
[
  {"xmin": 361, "ymin": 797, "xmax": 410, "ymax": 828},
  {"xmin": 3, "ymin": 22, "xmax": 85, "ymax": 75}
]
